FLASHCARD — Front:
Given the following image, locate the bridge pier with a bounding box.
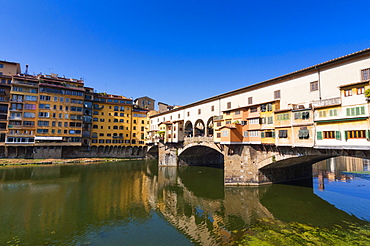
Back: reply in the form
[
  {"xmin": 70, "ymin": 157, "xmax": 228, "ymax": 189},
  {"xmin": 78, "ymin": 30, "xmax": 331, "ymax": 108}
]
[{"xmin": 158, "ymin": 142, "xmax": 178, "ymax": 166}]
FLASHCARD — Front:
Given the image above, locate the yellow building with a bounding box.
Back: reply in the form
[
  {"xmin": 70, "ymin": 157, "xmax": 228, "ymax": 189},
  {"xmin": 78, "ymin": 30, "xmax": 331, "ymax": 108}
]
[
  {"xmin": 132, "ymin": 108, "xmax": 149, "ymax": 146},
  {"xmin": 91, "ymin": 93, "xmax": 133, "ymax": 146},
  {"xmin": 260, "ymin": 102, "xmax": 276, "ymax": 144}
]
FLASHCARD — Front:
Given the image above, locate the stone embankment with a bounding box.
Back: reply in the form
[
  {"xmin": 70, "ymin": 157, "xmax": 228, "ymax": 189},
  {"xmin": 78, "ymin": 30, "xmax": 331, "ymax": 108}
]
[{"xmin": 0, "ymin": 158, "xmax": 144, "ymax": 167}]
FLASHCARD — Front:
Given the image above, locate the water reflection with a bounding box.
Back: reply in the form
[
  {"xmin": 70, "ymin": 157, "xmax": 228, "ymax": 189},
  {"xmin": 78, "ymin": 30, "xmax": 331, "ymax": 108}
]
[{"xmin": 0, "ymin": 158, "xmax": 368, "ymax": 245}]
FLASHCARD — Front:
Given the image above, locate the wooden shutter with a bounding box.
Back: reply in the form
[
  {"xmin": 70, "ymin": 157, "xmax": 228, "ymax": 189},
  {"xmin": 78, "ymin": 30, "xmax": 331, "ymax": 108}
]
[
  {"xmin": 335, "ymin": 131, "xmax": 341, "ymax": 140},
  {"xmin": 317, "ymin": 131, "xmax": 322, "ymax": 140}
]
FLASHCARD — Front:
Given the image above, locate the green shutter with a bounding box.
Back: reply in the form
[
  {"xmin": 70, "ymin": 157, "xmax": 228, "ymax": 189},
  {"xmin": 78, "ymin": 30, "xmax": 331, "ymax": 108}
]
[
  {"xmin": 367, "ymin": 130, "xmax": 370, "ymax": 141},
  {"xmin": 351, "ymin": 108, "xmax": 355, "ymax": 116},
  {"xmin": 335, "ymin": 131, "xmax": 341, "ymax": 140},
  {"xmin": 344, "ymin": 131, "xmax": 348, "ymax": 141},
  {"xmin": 261, "ymin": 132, "xmax": 265, "ymax": 138},
  {"xmin": 317, "ymin": 131, "xmax": 322, "ymax": 140},
  {"xmin": 346, "ymin": 108, "xmax": 350, "ymax": 116},
  {"xmin": 272, "ymin": 131, "xmax": 275, "ymax": 138}
]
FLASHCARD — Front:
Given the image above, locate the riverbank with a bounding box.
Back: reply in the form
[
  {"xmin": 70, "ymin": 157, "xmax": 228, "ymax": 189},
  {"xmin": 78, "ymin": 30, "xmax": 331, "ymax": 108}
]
[{"xmin": 0, "ymin": 157, "xmax": 145, "ymax": 166}]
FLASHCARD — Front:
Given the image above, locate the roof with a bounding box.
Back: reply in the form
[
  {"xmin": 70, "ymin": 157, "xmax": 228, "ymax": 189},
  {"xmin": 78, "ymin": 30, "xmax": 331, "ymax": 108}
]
[
  {"xmin": 0, "ymin": 60, "xmax": 20, "ymax": 65},
  {"xmin": 150, "ymin": 47, "xmax": 370, "ymax": 118}
]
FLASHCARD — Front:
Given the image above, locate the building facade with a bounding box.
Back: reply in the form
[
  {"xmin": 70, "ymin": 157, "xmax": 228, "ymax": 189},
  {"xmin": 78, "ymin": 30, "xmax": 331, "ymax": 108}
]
[{"xmin": 149, "ymin": 48, "xmax": 370, "ymax": 151}]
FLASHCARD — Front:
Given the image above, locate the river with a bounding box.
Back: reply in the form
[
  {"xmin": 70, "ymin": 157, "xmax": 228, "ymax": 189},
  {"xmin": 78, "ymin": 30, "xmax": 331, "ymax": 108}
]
[{"xmin": 0, "ymin": 156, "xmax": 369, "ymax": 245}]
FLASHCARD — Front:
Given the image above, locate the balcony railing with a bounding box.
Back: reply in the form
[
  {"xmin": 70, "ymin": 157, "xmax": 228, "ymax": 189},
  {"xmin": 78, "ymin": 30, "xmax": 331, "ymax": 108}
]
[
  {"xmin": 312, "ymin": 97, "xmax": 341, "ymax": 108},
  {"xmin": 213, "ymin": 115, "xmax": 223, "ymax": 121}
]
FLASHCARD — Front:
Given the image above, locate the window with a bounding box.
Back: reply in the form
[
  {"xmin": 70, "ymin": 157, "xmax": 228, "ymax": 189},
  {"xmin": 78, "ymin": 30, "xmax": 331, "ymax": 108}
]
[
  {"xmin": 274, "ymin": 90, "xmax": 281, "ymax": 99},
  {"xmin": 24, "ymin": 104, "xmax": 36, "ymax": 110},
  {"xmin": 225, "ymin": 120, "xmax": 231, "ymax": 124},
  {"xmin": 234, "ymin": 110, "xmax": 240, "ymax": 115},
  {"xmin": 310, "ymin": 81, "xmax": 319, "ymax": 91},
  {"xmin": 248, "ymin": 97, "xmax": 253, "ymax": 105},
  {"xmin": 38, "ymin": 121, "xmax": 49, "ymax": 126},
  {"xmin": 37, "ymin": 129, "xmax": 48, "ymax": 133},
  {"xmin": 346, "ymin": 106, "xmax": 365, "ymax": 116},
  {"xmin": 243, "ymin": 131, "xmax": 248, "ymax": 137},
  {"xmin": 346, "ymin": 130, "xmax": 367, "ymax": 139},
  {"xmin": 187, "ymin": 112, "xmax": 190, "ymax": 117},
  {"xmin": 249, "ymin": 131, "xmax": 259, "ymax": 137},
  {"xmin": 323, "ymin": 131, "xmax": 335, "ymax": 139},
  {"xmin": 263, "ymin": 131, "xmax": 274, "ymax": 138},
  {"xmin": 222, "ymin": 130, "xmax": 228, "ymax": 137},
  {"xmin": 267, "ymin": 116, "xmax": 273, "ymax": 124},
  {"xmin": 277, "ymin": 113, "xmax": 290, "ymax": 121},
  {"xmin": 0, "ymin": 64, "xmax": 3, "ymax": 68},
  {"xmin": 357, "ymin": 87, "xmax": 364, "ymax": 95},
  {"xmin": 216, "ymin": 122, "xmax": 221, "ymax": 127},
  {"xmin": 278, "ymin": 130, "xmax": 288, "ymax": 138},
  {"xmin": 249, "ymin": 118, "xmax": 259, "ymax": 124},
  {"xmin": 40, "ymin": 95, "xmax": 51, "ymax": 101},
  {"xmin": 38, "ymin": 112, "xmax": 50, "ymax": 118},
  {"xmin": 198, "ymin": 109, "xmax": 201, "ymax": 115},
  {"xmin": 329, "ymin": 109, "xmax": 338, "ymax": 116},
  {"xmin": 361, "ymin": 68, "xmax": 370, "ymax": 81},
  {"xmin": 25, "ymin": 95, "xmax": 37, "ymax": 101},
  {"xmin": 216, "ymin": 133, "xmax": 221, "ymax": 138},
  {"xmin": 318, "ymin": 110, "xmax": 327, "ymax": 118},
  {"xmin": 211, "ymin": 105, "xmax": 214, "ymax": 112},
  {"xmin": 344, "ymin": 89, "xmax": 352, "ymax": 97},
  {"xmin": 298, "ymin": 129, "xmax": 309, "ymax": 139},
  {"xmin": 250, "ymin": 107, "xmax": 257, "ymax": 113},
  {"xmin": 227, "ymin": 102, "xmax": 231, "ymax": 109}
]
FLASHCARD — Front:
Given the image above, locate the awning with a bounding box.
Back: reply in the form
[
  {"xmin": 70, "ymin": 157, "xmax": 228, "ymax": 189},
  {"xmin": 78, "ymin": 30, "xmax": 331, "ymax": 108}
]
[{"xmin": 35, "ymin": 136, "xmax": 63, "ymax": 141}]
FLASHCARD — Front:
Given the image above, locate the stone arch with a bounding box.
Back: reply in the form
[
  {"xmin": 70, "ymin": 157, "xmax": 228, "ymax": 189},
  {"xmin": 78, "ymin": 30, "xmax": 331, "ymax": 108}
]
[
  {"xmin": 184, "ymin": 121, "xmax": 193, "ymax": 137},
  {"xmin": 194, "ymin": 119, "xmax": 205, "ymax": 137},
  {"xmin": 206, "ymin": 117, "xmax": 214, "ymax": 137},
  {"xmin": 147, "ymin": 145, "xmax": 158, "ymax": 159},
  {"xmin": 178, "ymin": 145, "xmax": 224, "ymax": 168}
]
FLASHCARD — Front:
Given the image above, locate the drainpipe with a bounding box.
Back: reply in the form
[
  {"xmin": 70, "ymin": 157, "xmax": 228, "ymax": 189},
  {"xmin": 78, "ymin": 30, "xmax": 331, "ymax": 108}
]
[
  {"xmin": 316, "ymin": 66, "xmax": 322, "ymax": 101},
  {"xmin": 314, "ymin": 66, "xmax": 321, "ymax": 148}
]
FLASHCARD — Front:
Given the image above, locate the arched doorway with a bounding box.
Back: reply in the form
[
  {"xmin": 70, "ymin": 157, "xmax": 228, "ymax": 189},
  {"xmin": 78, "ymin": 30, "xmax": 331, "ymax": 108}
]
[
  {"xmin": 185, "ymin": 121, "xmax": 193, "ymax": 137},
  {"xmin": 194, "ymin": 119, "xmax": 205, "ymax": 137},
  {"xmin": 206, "ymin": 117, "xmax": 214, "ymax": 137}
]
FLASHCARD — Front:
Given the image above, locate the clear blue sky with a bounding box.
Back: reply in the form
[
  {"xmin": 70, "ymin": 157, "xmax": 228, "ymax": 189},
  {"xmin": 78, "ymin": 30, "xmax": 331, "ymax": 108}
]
[{"xmin": 1, "ymin": 0, "xmax": 370, "ymax": 107}]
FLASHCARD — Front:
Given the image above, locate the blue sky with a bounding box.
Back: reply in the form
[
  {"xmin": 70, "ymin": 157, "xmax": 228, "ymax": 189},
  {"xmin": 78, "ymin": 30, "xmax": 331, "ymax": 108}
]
[{"xmin": 1, "ymin": 0, "xmax": 370, "ymax": 107}]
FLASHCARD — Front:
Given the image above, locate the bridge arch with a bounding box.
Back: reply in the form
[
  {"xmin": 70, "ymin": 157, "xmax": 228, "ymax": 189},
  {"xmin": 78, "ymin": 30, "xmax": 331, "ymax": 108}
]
[{"xmin": 178, "ymin": 145, "xmax": 224, "ymax": 168}]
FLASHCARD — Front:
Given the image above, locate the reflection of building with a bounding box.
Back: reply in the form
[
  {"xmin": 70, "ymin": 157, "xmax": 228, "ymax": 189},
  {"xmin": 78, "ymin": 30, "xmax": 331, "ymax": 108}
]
[{"xmin": 313, "ymin": 156, "xmax": 366, "ymax": 186}]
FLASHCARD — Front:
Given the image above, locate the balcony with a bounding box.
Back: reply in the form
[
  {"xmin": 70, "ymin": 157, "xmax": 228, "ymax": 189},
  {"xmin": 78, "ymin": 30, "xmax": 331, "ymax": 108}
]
[
  {"xmin": 312, "ymin": 97, "xmax": 341, "ymax": 108},
  {"xmin": 213, "ymin": 115, "xmax": 223, "ymax": 121},
  {"xmin": 9, "ymin": 99, "xmax": 23, "ymax": 103},
  {"xmin": 9, "ymin": 117, "xmax": 22, "ymax": 120}
]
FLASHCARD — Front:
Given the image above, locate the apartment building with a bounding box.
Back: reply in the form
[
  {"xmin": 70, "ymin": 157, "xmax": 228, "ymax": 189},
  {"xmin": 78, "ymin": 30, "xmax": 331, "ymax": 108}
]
[{"xmin": 91, "ymin": 93, "xmax": 134, "ymax": 146}]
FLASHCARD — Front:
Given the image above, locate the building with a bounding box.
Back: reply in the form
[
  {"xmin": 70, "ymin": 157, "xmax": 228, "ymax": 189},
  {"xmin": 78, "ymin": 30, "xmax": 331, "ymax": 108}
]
[
  {"xmin": 91, "ymin": 93, "xmax": 133, "ymax": 146},
  {"xmin": 149, "ymin": 47, "xmax": 370, "ymax": 151},
  {"xmin": 134, "ymin": 96, "xmax": 155, "ymax": 110},
  {"xmin": 0, "ymin": 60, "xmax": 21, "ymax": 76}
]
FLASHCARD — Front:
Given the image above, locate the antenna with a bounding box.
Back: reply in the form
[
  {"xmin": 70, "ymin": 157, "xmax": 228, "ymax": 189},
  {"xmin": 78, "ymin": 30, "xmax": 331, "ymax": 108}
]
[{"xmin": 25, "ymin": 64, "xmax": 29, "ymax": 75}]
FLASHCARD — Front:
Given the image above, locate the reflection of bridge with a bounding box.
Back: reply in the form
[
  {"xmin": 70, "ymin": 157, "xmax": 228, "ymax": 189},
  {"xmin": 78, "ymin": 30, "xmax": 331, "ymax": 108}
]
[
  {"xmin": 149, "ymin": 48, "xmax": 370, "ymax": 185},
  {"xmin": 155, "ymin": 166, "xmax": 363, "ymax": 245}
]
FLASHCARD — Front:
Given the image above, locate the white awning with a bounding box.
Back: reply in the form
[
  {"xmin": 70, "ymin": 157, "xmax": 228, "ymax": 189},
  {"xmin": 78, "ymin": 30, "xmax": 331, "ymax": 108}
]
[{"xmin": 35, "ymin": 136, "xmax": 63, "ymax": 141}]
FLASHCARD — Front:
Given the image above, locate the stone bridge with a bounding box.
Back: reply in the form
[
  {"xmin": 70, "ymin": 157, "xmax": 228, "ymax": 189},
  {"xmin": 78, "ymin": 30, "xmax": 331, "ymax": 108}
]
[{"xmin": 156, "ymin": 137, "xmax": 370, "ymax": 185}]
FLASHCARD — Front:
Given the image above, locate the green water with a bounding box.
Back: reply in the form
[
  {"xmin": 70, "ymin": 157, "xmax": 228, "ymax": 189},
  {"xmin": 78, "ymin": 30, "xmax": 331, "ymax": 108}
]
[{"xmin": 0, "ymin": 158, "xmax": 368, "ymax": 245}]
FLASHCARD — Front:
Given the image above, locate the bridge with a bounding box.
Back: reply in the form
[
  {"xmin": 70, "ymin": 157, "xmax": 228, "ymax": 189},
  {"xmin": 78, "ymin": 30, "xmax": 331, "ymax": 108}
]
[
  {"xmin": 148, "ymin": 48, "xmax": 370, "ymax": 185},
  {"xmin": 151, "ymin": 137, "xmax": 370, "ymax": 185}
]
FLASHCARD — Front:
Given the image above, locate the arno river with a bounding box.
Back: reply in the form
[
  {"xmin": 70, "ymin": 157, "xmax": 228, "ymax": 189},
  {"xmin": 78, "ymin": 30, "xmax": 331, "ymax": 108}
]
[{"xmin": 0, "ymin": 157, "xmax": 369, "ymax": 245}]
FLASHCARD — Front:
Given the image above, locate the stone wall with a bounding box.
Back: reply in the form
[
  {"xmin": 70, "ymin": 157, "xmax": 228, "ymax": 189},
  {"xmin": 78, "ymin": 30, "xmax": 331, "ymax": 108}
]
[{"xmin": 0, "ymin": 145, "xmax": 148, "ymax": 159}]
